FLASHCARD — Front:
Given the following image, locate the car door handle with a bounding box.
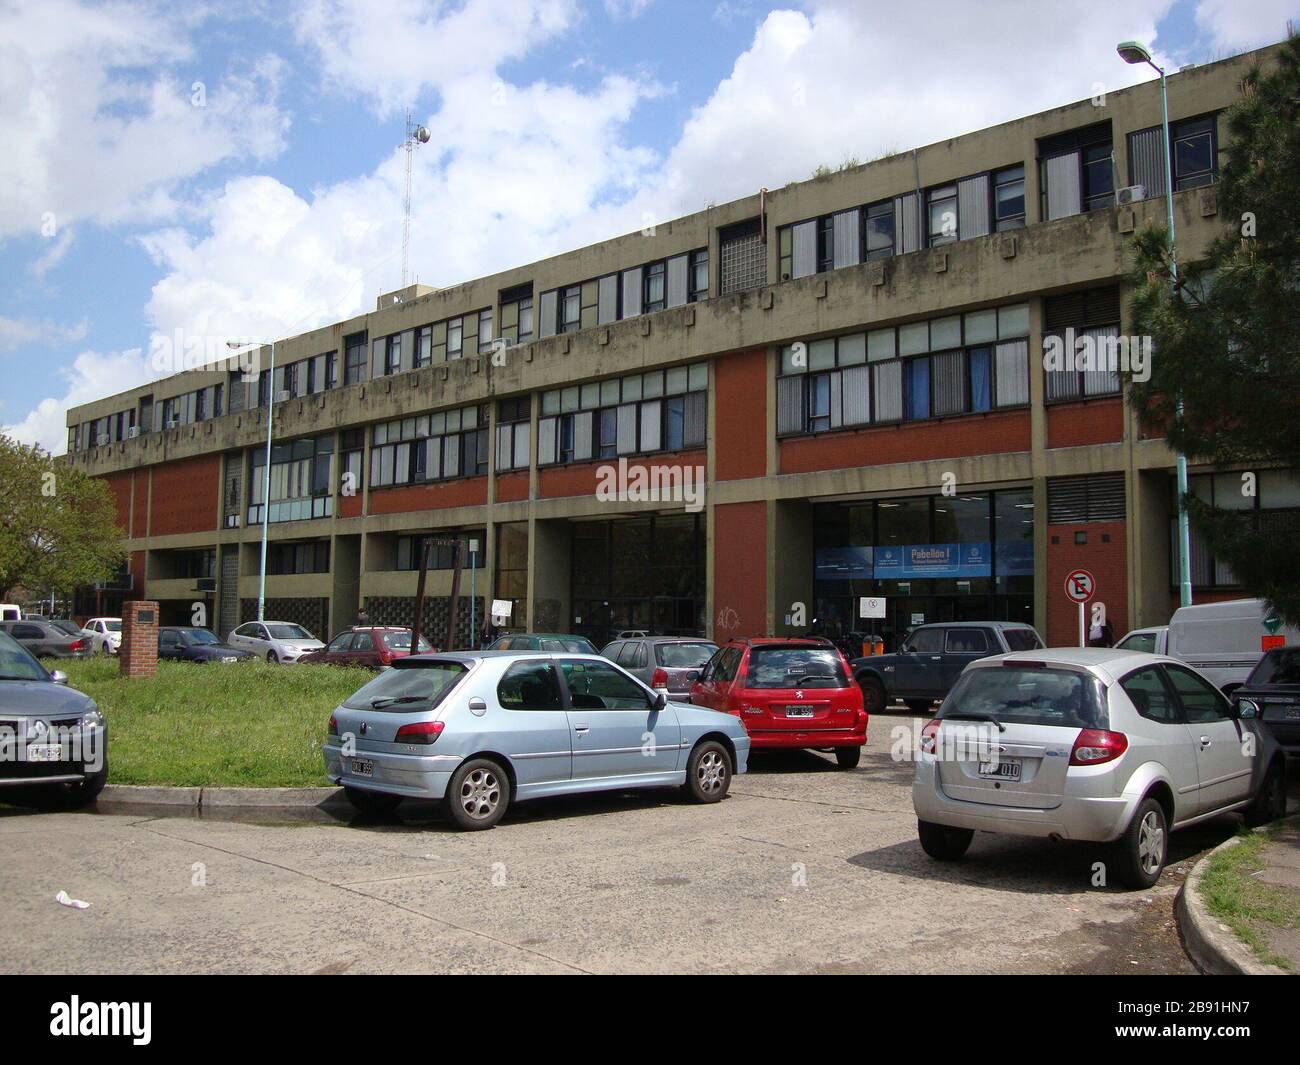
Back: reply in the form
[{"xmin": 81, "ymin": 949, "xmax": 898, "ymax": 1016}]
[
  {"xmin": 1199, "ymin": 736, "xmax": 1212, "ymax": 748},
  {"xmin": 573, "ymin": 724, "xmax": 589, "ymax": 734},
  {"xmin": 930, "ymin": 656, "xmax": 942, "ymax": 661}
]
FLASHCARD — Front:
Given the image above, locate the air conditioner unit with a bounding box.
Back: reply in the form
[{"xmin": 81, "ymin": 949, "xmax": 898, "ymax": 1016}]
[
  {"xmin": 276, "ymin": 390, "xmax": 291, "ymax": 403},
  {"xmin": 126, "ymin": 426, "xmax": 140, "ymax": 439},
  {"xmin": 1116, "ymin": 184, "xmax": 1146, "ymax": 206},
  {"xmin": 166, "ymin": 418, "xmax": 181, "ymax": 429},
  {"xmin": 196, "ymin": 577, "xmax": 217, "ymax": 593}
]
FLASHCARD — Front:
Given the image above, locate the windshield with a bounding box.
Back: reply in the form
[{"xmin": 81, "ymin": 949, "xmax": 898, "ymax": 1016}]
[
  {"xmin": 0, "ymin": 631, "xmax": 48, "ymax": 682},
  {"xmin": 266, "ymin": 624, "xmax": 312, "ymax": 640},
  {"xmin": 745, "ymin": 648, "xmax": 847, "ymax": 689},
  {"xmin": 656, "ymin": 642, "xmax": 717, "ymax": 668},
  {"xmin": 940, "ymin": 666, "xmax": 1107, "ymax": 729},
  {"xmin": 1248, "ymin": 649, "xmax": 1300, "ymax": 686},
  {"xmin": 343, "ymin": 660, "xmax": 468, "ymax": 711},
  {"xmin": 184, "ymin": 629, "xmax": 221, "ymax": 645},
  {"xmin": 382, "ymin": 631, "xmax": 433, "ymax": 652}
]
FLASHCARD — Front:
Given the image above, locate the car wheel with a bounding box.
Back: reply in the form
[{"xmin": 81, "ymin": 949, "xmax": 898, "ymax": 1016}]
[
  {"xmin": 343, "ymin": 786, "xmax": 403, "ymax": 815},
  {"xmin": 683, "ymin": 740, "xmax": 732, "ymax": 803},
  {"xmin": 834, "ymin": 746, "xmax": 861, "ymax": 769},
  {"xmin": 905, "ymin": 699, "xmax": 932, "ymax": 714},
  {"xmin": 266, "ymin": 650, "xmax": 278, "ymax": 664},
  {"xmin": 917, "ymin": 819, "xmax": 973, "ymax": 861},
  {"xmin": 858, "ymin": 676, "xmax": 886, "ymax": 714},
  {"xmin": 1112, "ymin": 796, "xmax": 1167, "ymax": 889},
  {"xmin": 1244, "ymin": 759, "xmax": 1287, "ymax": 828},
  {"xmin": 445, "ymin": 758, "xmax": 509, "ymax": 830}
]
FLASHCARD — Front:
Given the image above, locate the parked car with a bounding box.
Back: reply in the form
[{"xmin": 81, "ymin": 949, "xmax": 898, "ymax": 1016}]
[
  {"xmin": 323, "ymin": 650, "xmax": 750, "ymax": 829},
  {"xmin": 1232, "ymin": 645, "xmax": 1300, "ymax": 754},
  {"xmin": 691, "ymin": 638, "xmax": 867, "ymax": 768},
  {"xmin": 0, "ymin": 619, "xmax": 89, "ymax": 659},
  {"xmin": 0, "ymin": 629, "xmax": 107, "ymax": 807},
  {"xmin": 1115, "ymin": 597, "xmax": 1299, "ymax": 695},
  {"xmin": 158, "ymin": 626, "xmax": 254, "ymax": 663},
  {"xmin": 912, "ymin": 648, "xmax": 1287, "ymax": 888},
  {"xmin": 600, "ymin": 636, "xmax": 718, "ymax": 702},
  {"xmin": 47, "ymin": 619, "xmax": 84, "ymax": 639},
  {"xmin": 0, "ymin": 604, "xmax": 21, "ymax": 622},
  {"xmin": 226, "ymin": 621, "xmax": 325, "ymax": 663},
  {"xmin": 82, "ymin": 617, "xmax": 122, "ymax": 655},
  {"xmin": 298, "ymin": 627, "xmax": 434, "ymax": 669},
  {"xmin": 851, "ymin": 621, "xmax": 1044, "ymax": 714},
  {"xmin": 486, "ymin": 632, "xmax": 599, "ymax": 653}
]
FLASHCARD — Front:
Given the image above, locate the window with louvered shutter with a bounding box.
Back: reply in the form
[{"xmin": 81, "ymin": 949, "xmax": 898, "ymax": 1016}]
[
  {"xmin": 932, "ymin": 351, "xmax": 967, "ymax": 416},
  {"xmin": 873, "ymin": 361, "xmax": 903, "ymax": 422},
  {"xmin": 1047, "ymin": 473, "xmax": 1125, "ymax": 523},
  {"xmin": 538, "ymin": 417, "xmax": 557, "ymax": 465},
  {"xmin": 841, "ymin": 365, "xmax": 870, "ymax": 426},
  {"xmin": 777, "ymin": 375, "xmax": 805, "ymax": 436},
  {"xmin": 573, "ymin": 410, "xmax": 594, "ymax": 462},
  {"xmin": 683, "ymin": 391, "xmax": 706, "ymax": 447},
  {"xmin": 616, "ymin": 404, "xmax": 637, "ymax": 454},
  {"xmin": 995, "ymin": 339, "xmax": 1030, "ymax": 407}
]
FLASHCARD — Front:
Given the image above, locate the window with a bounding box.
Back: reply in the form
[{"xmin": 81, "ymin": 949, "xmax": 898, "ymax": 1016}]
[
  {"xmin": 415, "ymin": 326, "xmax": 432, "ymax": 368},
  {"xmin": 447, "ymin": 317, "xmax": 464, "ymax": 358},
  {"xmin": 1082, "ymin": 143, "xmax": 1114, "ymax": 210},
  {"xmin": 327, "ymin": 632, "xmax": 353, "ymax": 653},
  {"xmin": 537, "ymin": 363, "xmax": 707, "ymax": 465},
  {"xmin": 267, "ymin": 541, "xmax": 330, "ymax": 575},
  {"xmin": 688, "ymin": 249, "xmax": 709, "ymax": 302},
  {"xmin": 1120, "ymin": 667, "xmax": 1181, "ymax": 723},
  {"xmin": 559, "ymin": 660, "xmax": 651, "ymax": 710},
  {"xmin": 1039, "ymin": 123, "xmax": 1112, "ymax": 219},
  {"xmin": 561, "ymin": 284, "xmax": 582, "ymax": 333},
  {"xmin": 719, "ymin": 217, "xmax": 766, "ymax": 294},
  {"xmin": 248, "ymin": 434, "xmax": 334, "ymax": 524},
  {"xmin": 864, "ymin": 200, "xmax": 894, "ymax": 259},
  {"xmin": 1043, "ymin": 285, "xmax": 1123, "ymax": 400},
  {"xmin": 993, "ymin": 165, "xmax": 1025, "ymax": 230},
  {"xmin": 1117, "ymin": 631, "xmax": 1158, "ymax": 654},
  {"xmin": 945, "ymin": 629, "xmax": 989, "ymax": 654},
  {"xmin": 344, "ymin": 333, "xmax": 368, "ymax": 385},
  {"xmin": 383, "ymin": 333, "xmax": 401, "ymax": 375},
  {"xmin": 395, "ymin": 535, "xmax": 476, "ymax": 571},
  {"xmin": 498, "ymin": 660, "xmax": 563, "ymax": 711},
  {"xmin": 499, "ymin": 283, "xmax": 534, "ymax": 346},
  {"xmin": 927, "ymin": 185, "xmax": 957, "ymax": 246},
  {"xmin": 777, "ymin": 306, "xmax": 1029, "ymax": 436},
  {"xmin": 477, "ymin": 309, "xmax": 493, "ymax": 353},
  {"xmin": 1165, "ymin": 664, "xmax": 1230, "ymax": 723},
  {"xmin": 816, "ymin": 215, "xmax": 834, "ymax": 272},
  {"xmin": 369, "ymin": 405, "xmax": 489, "ymax": 487},
  {"xmin": 643, "ymin": 261, "xmax": 666, "ymax": 313},
  {"xmin": 1046, "ymin": 473, "xmax": 1126, "ymax": 523},
  {"xmin": 906, "ymin": 628, "xmax": 944, "ymax": 653},
  {"xmin": 496, "ymin": 397, "xmax": 530, "ymax": 472},
  {"xmin": 1172, "ymin": 115, "xmax": 1217, "ymax": 190}
]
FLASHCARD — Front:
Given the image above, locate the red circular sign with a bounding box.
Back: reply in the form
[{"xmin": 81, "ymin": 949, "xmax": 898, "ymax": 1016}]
[{"xmin": 1064, "ymin": 569, "xmax": 1096, "ymax": 603}]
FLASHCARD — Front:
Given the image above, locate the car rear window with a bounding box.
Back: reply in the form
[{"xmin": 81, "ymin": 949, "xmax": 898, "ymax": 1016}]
[
  {"xmin": 1248, "ymin": 649, "xmax": 1300, "ymax": 685},
  {"xmin": 382, "ymin": 631, "xmax": 433, "ymax": 652},
  {"xmin": 745, "ymin": 648, "xmax": 847, "ymax": 689},
  {"xmin": 343, "ymin": 660, "xmax": 467, "ymax": 711},
  {"xmin": 656, "ymin": 642, "xmax": 716, "ymax": 668},
  {"xmin": 1001, "ymin": 628, "xmax": 1044, "ymax": 651},
  {"xmin": 939, "ymin": 666, "xmax": 1107, "ymax": 730}
]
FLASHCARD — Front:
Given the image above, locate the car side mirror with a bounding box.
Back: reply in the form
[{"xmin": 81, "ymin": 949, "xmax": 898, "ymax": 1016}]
[
  {"xmin": 654, "ymin": 691, "xmax": 668, "ymax": 711},
  {"xmin": 1236, "ymin": 698, "xmax": 1259, "ymax": 720},
  {"xmin": 49, "ymin": 670, "xmax": 68, "ymax": 685}
]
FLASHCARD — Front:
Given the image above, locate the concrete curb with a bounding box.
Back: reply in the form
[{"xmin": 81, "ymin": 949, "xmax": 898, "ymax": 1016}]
[
  {"xmin": 99, "ymin": 784, "xmax": 343, "ymax": 810},
  {"xmin": 1176, "ymin": 823, "xmax": 1293, "ymax": 976}
]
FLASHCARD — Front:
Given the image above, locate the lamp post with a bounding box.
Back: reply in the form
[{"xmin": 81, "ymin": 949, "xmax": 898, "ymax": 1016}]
[
  {"xmin": 1117, "ymin": 40, "xmax": 1193, "ymax": 608},
  {"xmin": 228, "ymin": 339, "xmax": 276, "ymax": 622}
]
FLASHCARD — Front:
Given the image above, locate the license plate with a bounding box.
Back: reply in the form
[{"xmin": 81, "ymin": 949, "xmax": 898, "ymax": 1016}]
[
  {"xmin": 27, "ymin": 745, "xmax": 63, "ymax": 763},
  {"xmin": 784, "ymin": 706, "xmax": 814, "ymax": 718},
  {"xmin": 1286, "ymin": 707, "xmax": 1300, "ymax": 720},
  {"xmin": 978, "ymin": 760, "xmax": 1021, "ymax": 781},
  {"xmin": 350, "ymin": 758, "xmax": 374, "ymax": 777}
]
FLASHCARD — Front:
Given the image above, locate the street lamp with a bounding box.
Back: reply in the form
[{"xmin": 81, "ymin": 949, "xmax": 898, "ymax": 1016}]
[
  {"xmin": 1117, "ymin": 40, "xmax": 1193, "ymax": 608},
  {"xmin": 227, "ymin": 338, "xmax": 277, "ymax": 622}
]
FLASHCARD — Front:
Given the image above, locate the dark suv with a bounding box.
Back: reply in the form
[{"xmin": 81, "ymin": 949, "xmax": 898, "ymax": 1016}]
[
  {"xmin": 1232, "ymin": 645, "xmax": 1300, "ymax": 754},
  {"xmin": 851, "ymin": 621, "xmax": 1044, "ymax": 713}
]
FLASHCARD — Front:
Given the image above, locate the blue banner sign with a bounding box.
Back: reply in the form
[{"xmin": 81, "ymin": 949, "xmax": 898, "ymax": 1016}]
[
  {"xmin": 874, "ymin": 542, "xmax": 992, "ymax": 579},
  {"xmin": 815, "ymin": 546, "xmax": 874, "ymax": 580}
]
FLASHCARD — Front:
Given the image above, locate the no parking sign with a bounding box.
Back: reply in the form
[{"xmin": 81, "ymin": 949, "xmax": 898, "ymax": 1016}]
[{"xmin": 1064, "ymin": 569, "xmax": 1095, "ymax": 646}]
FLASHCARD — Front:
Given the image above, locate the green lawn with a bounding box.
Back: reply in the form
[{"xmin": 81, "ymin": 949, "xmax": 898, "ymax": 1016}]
[
  {"xmin": 54, "ymin": 657, "xmax": 376, "ymax": 787},
  {"xmin": 1200, "ymin": 826, "xmax": 1300, "ymax": 971}
]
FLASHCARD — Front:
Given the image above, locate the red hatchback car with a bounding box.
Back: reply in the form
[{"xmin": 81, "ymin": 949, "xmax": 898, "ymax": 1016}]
[
  {"xmin": 691, "ymin": 638, "xmax": 867, "ymax": 767},
  {"xmin": 298, "ymin": 626, "xmax": 435, "ymax": 670}
]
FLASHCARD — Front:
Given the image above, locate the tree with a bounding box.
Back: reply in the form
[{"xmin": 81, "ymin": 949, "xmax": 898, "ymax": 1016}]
[
  {"xmin": 0, "ymin": 433, "xmax": 126, "ymax": 604},
  {"xmin": 1128, "ymin": 33, "xmax": 1300, "ymax": 623}
]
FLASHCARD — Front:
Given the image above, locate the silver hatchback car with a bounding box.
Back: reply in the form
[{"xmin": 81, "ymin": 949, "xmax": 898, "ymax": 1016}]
[
  {"xmin": 323, "ymin": 650, "xmax": 750, "ymax": 830},
  {"xmin": 913, "ymin": 649, "xmax": 1287, "ymax": 888}
]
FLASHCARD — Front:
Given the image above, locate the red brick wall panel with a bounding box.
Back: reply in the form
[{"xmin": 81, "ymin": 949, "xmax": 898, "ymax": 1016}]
[
  {"xmin": 368, "ymin": 476, "xmax": 488, "ymax": 515},
  {"xmin": 713, "ymin": 501, "xmax": 767, "ymax": 642},
  {"xmin": 1046, "ymin": 521, "xmax": 1127, "ymax": 646},
  {"xmin": 149, "ymin": 455, "xmax": 221, "ymax": 535},
  {"xmin": 1046, "ymin": 398, "xmax": 1124, "ymax": 449},
  {"xmin": 714, "ymin": 349, "xmax": 767, "ymax": 481}
]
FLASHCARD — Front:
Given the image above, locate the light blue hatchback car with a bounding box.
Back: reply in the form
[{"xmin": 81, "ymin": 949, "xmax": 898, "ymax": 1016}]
[{"xmin": 323, "ymin": 650, "xmax": 750, "ymax": 830}]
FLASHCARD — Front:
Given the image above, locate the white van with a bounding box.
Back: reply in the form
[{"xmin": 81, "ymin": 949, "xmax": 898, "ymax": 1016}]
[
  {"xmin": 1116, "ymin": 597, "xmax": 1299, "ymax": 694},
  {"xmin": 0, "ymin": 604, "xmax": 21, "ymax": 622}
]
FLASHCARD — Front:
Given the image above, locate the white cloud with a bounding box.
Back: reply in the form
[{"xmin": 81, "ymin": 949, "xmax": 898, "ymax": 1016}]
[
  {"xmin": 604, "ymin": 0, "xmax": 653, "ymax": 17},
  {"xmin": 0, "ymin": 0, "xmax": 289, "ymax": 238},
  {"xmin": 293, "ymin": 0, "xmax": 581, "ymax": 116},
  {"xmin": 0, "ymin": 315, "xmax": 88, "ymax": 351},
  {"xmin": 3, "ymin": 348, "xmax": 154, "ymax": 454},
  {"xmin": 1194, "ymin": 0, "xmax": 1296, "ymax": 52}
]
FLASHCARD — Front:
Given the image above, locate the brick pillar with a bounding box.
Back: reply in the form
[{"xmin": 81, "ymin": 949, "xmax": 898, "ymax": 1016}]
[{"xmin": 120, "ymin": 600, "xmax": 159, "ymax": 678}]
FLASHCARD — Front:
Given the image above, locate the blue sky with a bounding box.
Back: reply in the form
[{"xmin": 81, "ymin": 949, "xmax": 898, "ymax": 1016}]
[{"xmin": 2, "ymin": 0, "xmax": 1295, "ymax": 451}]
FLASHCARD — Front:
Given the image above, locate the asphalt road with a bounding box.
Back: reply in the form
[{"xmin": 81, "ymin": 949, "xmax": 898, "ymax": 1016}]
[{"xmin": 2, "ymin": 715, "xmax": 1288, "ymax": 975}]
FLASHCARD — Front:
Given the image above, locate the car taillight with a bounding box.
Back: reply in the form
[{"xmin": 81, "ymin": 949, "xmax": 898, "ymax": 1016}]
[
  {"xmin": 1069, "ymin": 729, "xmax": 1128, "ymax": 766},
  {"xmin": 650, "ymin": 668, "xmax": 669, "ymax": 689},
  {"xmin": 69, "ymin": 640, "xmax": 85, "ymax": 652},
  {"xmin": 920, "ymin": 719, "xmax": 941, "ymax": 755},
  {"xmin": 377, "ymin": 647, "xmax": 394, "ymax": 664},
  {"xmin": 394, "ymin": 720, "xmax": 445, "ymax": 745},
  {"xmin": 328, "ymin": 715, "xmax": 338, "ymax": 736}
]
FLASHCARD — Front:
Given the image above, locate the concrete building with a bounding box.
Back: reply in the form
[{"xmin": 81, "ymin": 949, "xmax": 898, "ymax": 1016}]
[{"xmin": 65, "ymin": 42, "xmax": 1299, "ymax": 650}]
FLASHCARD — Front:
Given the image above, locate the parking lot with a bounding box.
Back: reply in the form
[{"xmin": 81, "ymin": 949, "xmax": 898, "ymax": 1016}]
[{"xmin": 6, "ymin": 712, "xmax": 1284, "ymax": 975}]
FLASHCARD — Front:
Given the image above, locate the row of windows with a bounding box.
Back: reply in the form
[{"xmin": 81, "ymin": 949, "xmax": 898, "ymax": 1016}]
[
  {"xmin": 267, "ymin": 541, "xmax": 330, "ymax": 575},
  {"xmin": 248, "ymin": 435, "xmax": 334, "ymax": 525},
  {"xmin": 369, "ymin": 405, "xmax": 490, "ymax": 487},
  {"xmin": 539, "ymin": 249, "xmax": 708, "ymax": 338}
]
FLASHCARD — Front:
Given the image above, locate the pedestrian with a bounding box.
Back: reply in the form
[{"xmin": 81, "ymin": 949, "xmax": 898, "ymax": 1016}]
[{"xmin": 354, "ymin": 606, "xmax": 370, "ymax": 628}]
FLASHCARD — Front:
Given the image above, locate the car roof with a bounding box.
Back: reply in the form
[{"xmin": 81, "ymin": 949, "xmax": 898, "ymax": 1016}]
[
  {"xmin": 912, "ymin": 620, "xmax": 1035, "ymax": 629},
  {"xmin": 727, "ymin": 637, "xmax": 834, "ymax": 647},
  {"xmin": 970, "ymin": 647, "xmax": 1190, "ymax": 684}
]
